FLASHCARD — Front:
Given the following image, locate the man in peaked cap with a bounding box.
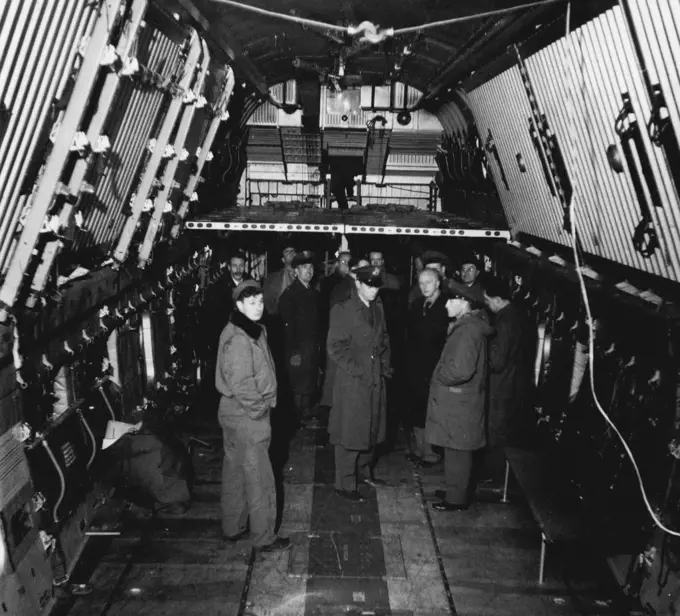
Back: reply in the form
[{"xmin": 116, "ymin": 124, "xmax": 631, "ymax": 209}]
[
  {"xmin": 278, "ymin": 250, "xmax": 321, "ymax": 426},
  {"xmin": 326, "ymin": 264, "xmax": 391, "ymax": 502}
]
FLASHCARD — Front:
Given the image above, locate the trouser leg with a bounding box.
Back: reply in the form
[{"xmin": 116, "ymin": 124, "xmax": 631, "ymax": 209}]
[
  {"xmin": 444, "ymin": 448, "xmax": 474, "ymax": 505},
  {"xmin": 243, "ymin": 418, "xmax": 277, "ymax": 547},
  {"xmin": 334, "ymin": 445, "xmax": 360, "ymax": 492},
  {"xmin": 220, "ymin": 417, "xmax": 248, "ymax": 537},
  {"xmin": 294, "ymin": 393, "xmax": 313, "ymax": 420},
  {"xmin": 413, "ymin": 426, "xmax": 438, "ymax": 462},
  {"xmin": 485, "ymin": 397, "xmax": 509, "ymax": 480},
  {"xmin": 357, "ymin": 449, "xmax": 375, "ymax": 481}
]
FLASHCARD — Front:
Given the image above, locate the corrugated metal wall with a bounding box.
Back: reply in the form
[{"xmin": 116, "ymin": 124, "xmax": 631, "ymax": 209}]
[
  {"xmin": 75, "ymin": 25, "xmax": 185, "ymax": 252},
  {"xmin": 0, "ymin": 0, "xmax": 98, "ymax": 273},
  {"xmin": 465, "ymin": 1, "xmax": 680, "ymax": 282}
]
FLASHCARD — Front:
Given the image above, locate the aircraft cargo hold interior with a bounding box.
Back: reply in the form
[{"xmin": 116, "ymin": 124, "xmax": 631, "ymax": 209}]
[{"xmin": 1, "ymin": 0, "xmax": 680, "ymax": 615}]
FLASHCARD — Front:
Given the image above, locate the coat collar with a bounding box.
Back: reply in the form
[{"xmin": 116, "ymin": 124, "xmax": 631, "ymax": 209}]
[{"xmin": 230, "ymin": 309, "xmax": 263, "ymax": 340}]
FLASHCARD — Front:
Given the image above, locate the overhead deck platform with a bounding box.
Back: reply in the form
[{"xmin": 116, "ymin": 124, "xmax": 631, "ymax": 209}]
[{"xmin": 186, "ymin": 207, "xmax": 510, "ymax": 238}]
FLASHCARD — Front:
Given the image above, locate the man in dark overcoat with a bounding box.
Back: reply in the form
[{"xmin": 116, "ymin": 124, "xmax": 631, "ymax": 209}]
[
  {"xmin": 327, "ymin": 265, "xmax": 391, "ymax": 502},
  {"xmin": 278, "ymin": 251, "xmax": 321, "ymax": 424},
  {"xmin": 320, "ymin": 257, "xmax": 369, "ymax": 408},
  {"xmin": 406, "ymin": 268, "xmax": 449, "ymax": 464},
  {"xmin": 426, "ymin": 280, "xmax": 494, "ymax": 511},
  {"xmin": 483, "ymin": 276, "xmax": 535, "ymax": 478}
]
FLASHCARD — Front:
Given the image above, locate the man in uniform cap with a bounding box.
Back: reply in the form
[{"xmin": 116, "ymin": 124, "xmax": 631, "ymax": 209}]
[
  {"xmin": 278, "ymin": 251, "xmax": 321, "ymax": 425},
  {"xmin": 326, "ymin": 265, "xmax": 391, "ymax": 501}
]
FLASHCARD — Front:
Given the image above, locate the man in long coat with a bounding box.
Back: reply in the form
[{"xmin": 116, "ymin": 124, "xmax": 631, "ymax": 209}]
[
  {"xmin": 483, "ymin": 276, "xmax": 535, "ymax": 478},
  {"xmin": 327, "ymin": 265, "xmax": 391, "ymax": 502},
  {"xmin": 406, "ymin": 268, "xmax": 449, "ymax": 464},
  {"xmin": 426, "ymin": 280, "xmax": 494, "ymax": 511},
  {"xmin": 278, "ymin": 251, "xmax": 321, "ymax": 424}
]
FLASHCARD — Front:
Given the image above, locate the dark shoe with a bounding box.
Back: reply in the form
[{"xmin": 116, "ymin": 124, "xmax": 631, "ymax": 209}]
[
  {"xmin": 361, "ymin": 477, "xmax": 388, "ymax": 488},
  {"xmin": 434, "ymin": 489, "xmax": 446, "ymax": 500},
  {"xmin": 335, "ymin": 489, "xmax": 365, "ymax": 502},
  {"xmin": 414, "ymin": 458, "xmax": 441, "ymax": 469},
  {"xmin": 258, "ymin": 537, "xmax": 291, "ymax": 552},
  {"xmin": 222, "ymin": 529, "xmax": 248, "ymax": 543},
  {"xmin": 432, "ymin": 500, "xmax": 469, "ymax": 512}
]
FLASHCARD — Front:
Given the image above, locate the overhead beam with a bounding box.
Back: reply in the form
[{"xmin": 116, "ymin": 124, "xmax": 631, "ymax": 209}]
[
  {"xmin": 423, "ymin": 36, "xmax": 459, "ymax": 55},
  {"xmin": 177, "ymin": 0, "xmax": 270, "ymax": 96},
  {"xmin": 421, "ymin": 6, "xmax": 554, "ymax": 99}
]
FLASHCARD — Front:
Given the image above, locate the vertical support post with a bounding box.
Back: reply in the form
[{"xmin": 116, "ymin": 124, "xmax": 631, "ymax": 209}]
[
  {"xmin": 0, "ymin": 0, "xmax": 124, "ymax": 319},
  {"xmin": 538, "ymin": 532, "xmax": 547, "ymax": 585},
  {"xmin": 279, "ymin": 127, "xmax": 288, "ymax": 182},
  {"xmin": 502, "ymin": 459, "xmax": 510, "ymax": 503},
  {"xmin": 113, "ymin": 31, "xmax": 202, "ymax": 264},
  {"xmin": 31, "ymin": 0, "xmax": 149, "ymax": 296},
  {"xmin": 325, "ymin": 175, "xmax": 332, "ymax": 209},
  {"xmin": 138, "ymin": 38, "xmax": 210, "ymax": 267}
]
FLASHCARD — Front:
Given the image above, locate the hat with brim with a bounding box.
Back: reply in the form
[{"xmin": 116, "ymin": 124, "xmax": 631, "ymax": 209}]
[
  {"xmin": 422, "ymin": 250, "xmax": 451, "ymax": 268},
  {"xmin": 460, "ymin": 254, "xmax": 483, "ymax": 271},
  {"xmin": 446, "ymin": 279, "xmax": 484, "ymax": 305},
  {"xmin": 232, "ymin": 279, "xmax": 261, "ymax": 303},
  {"xmin": 354, "ymin": 265, "xmax": 383, "ymax": 288},
  {"xmin": 292, "ymin": 251, "xmax": 314, "ymax": 268}
]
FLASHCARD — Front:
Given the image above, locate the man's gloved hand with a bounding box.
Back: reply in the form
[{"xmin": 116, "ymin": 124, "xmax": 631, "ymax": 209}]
[{"xmin": 290, "ymin": 354, "xmax": 302, "ymax": 367}]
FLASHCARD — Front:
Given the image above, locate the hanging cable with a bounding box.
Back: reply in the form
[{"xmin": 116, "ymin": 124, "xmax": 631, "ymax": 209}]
[
  {"xmin": 391, "ymin": 0, "xmax": 565, "ymax": 35},
  {"xmin": 563, "ymin": 2, "xmax": 680, "ymax": 538},
  {"xmin": 209, "ymin": 0, "xmax": 566, "ymax": 44},
  {"xmin": 210, "ymin": 0, "xmax": 347, "ymax": 33}
]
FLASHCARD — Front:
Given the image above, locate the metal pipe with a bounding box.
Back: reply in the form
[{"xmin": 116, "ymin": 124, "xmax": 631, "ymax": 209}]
[{"xmin": 42, "ymin": 439, "xmax": 67, "ymax": 525}]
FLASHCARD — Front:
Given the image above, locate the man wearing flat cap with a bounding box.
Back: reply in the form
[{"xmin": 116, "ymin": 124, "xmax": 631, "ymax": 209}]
[
  {"xmin": 327, "ymin": 265, "xmax": 391, "ymax": 502},
  {"xmin": 278, "ymin": 251, "xmax": 321, "ymax": 425}
]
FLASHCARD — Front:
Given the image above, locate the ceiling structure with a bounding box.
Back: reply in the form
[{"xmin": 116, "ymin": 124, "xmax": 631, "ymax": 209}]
[{"xmin": 170, "ymin": 0, "xmax": 569, "ymax": 101}]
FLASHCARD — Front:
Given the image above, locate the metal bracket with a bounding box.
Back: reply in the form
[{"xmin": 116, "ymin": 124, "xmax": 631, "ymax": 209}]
[
  {"xmin": 615, "ymin": 92, "xmax": 661, "ymax": 258},
  {"xmin": 137, "ymin": 36, "xmax": 211, "ymax": 267},
  {"xmin": 0, "ymin": 0, "xmax": 126, "ymax": 319},
  {"xmin": 514, "ymin": 46, "xmax": 573, "ymax": 233},
  {"xmin": 170, "ymin": 66, "xmax": 236, "ymax": 238},
  {"xmin": 29, "ymin": 0, "xmax": 149, "ymax": 297}
]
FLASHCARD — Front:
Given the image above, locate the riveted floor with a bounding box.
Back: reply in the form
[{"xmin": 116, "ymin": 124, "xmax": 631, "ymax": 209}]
[{"xmin": 51, "ymin": 403, "xmax": 627, "ymax": 616}]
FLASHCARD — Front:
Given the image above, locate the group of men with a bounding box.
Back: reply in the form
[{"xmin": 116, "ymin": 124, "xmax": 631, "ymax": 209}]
[{"xmin": 215, "ymin": 243, "xmax": 534, "ymax": 510}]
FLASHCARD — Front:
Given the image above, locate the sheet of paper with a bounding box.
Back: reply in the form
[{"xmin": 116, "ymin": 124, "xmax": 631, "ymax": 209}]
[{"xmin": 0, "ymin": 426, "xmax": 31, "ymax": 510}]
